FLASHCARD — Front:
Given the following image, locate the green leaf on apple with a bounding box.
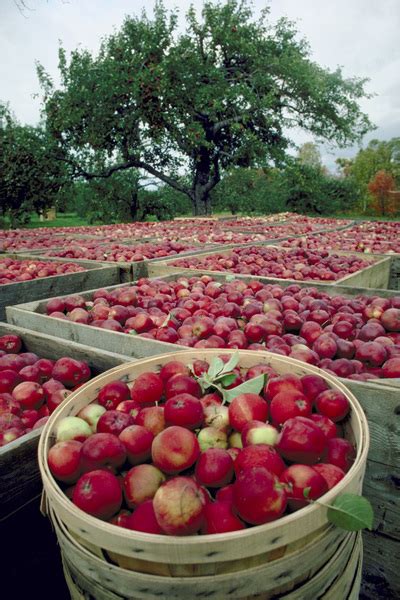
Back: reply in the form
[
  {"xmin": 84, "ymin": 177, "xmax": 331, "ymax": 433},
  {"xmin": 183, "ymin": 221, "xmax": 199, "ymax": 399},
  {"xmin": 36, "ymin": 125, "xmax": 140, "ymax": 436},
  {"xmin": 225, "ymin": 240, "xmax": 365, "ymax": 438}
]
[
  {"xmin": 303, "ymin": 486, "xmax": 311, "ymax": 498},
  {"xmin": 220, "ymin": 351, "xmax": 240, "ymax": 375},
  {"xmin": 207, "ymin": 356, "xmax": 225, "ymax": 379},
  {"xmin": 222, "ymin": 373, "xmax": 265, "ymax": 404},
  {"xmin": 326, "ymin": 494, "xmax": 374, "ymax": 531},
  {"xmin": 218, "ymin": 373, "xmax": 238, "ymax": 387}
]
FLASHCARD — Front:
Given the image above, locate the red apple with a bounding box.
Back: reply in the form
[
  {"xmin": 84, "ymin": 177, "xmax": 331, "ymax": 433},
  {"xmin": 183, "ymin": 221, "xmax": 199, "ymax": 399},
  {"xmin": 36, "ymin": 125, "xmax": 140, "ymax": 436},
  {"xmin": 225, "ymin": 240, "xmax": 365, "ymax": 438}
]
[
  {"xmin": 12, "ymin": 381, "xmax": 44, "ymax": 409},
  {"xmin": 119, "ymin": 425, "xmax": 154, "ymax": 465},
  {"xmin": 123, "ymin": 464, "xmax": 165, "ymax": 508},
  {"xmin": 130, "ymin": 372, "xmax": 164, "ymax": 405},
  {"xmin": 195, "ymin": 448, "xmax": 234, "ymax": 488},
  {"xmin": 277, "ymin": 417, "xmax": 327, "ymax": 465},
  {"xmin": 323, "ymin": 437, "xmax": 356, "ymax": 472},
  {"xmin": 153, "ymin": 476, "xmax": 206, "ymax": 535},
  {"xmin": 81, "ymin": 432, "xmax": 126, "ymax": 472},
  {"xmin": 201, "ymin": 501, "xmax": 245, "ymax": 534},
  {"xmin": 164, "ymin": 393, "xmax": 204, "ymax": 429},
  {"xmin": 280, "ymin": 464, "xmax": 328, "ymax": 510},
  {"xmin": 135, "ymin": 405, "xmax": 165, "ymax": 436},
  {"xmin": 152, "ymin": 426, "xmax": 200, "ymax": 474},
  {"xmin": 98, "ymin": 381, "xmax": 131, "ymax": 410},
  {"xmin": 234, "ymin": 444, "xmax": 286, "ymax": 477},
  {"xmin": 313, "ymin": 463, "xmax": 345, "ymax": 490},
  {"xmin": 72, "ymin": 469, "xmax": 122, "ymax": 520},
  {"xmin": 233, "ymin": 466, "xmax": 287, "ymax": 525},
  {"xmin": 127, "ymin": 499, "xmax": 163, "ymax": 534},
  {"xmin": 270, "ymin": 391, "xmax": 312, "ymax": 426},
  {"xmin": 48, "ymin": 440, "xmax": 83, "ymax": 483},
  {"xmin": 228, "ymin": 393, "xmax": 268, "ymax": 432},
  {"xmin": 96, "ymin": 410, "xmax": 134, "ymax": 436},
  {"xmin": 314, "ymin": 389, "xmax": 350, "ymax": 422}
]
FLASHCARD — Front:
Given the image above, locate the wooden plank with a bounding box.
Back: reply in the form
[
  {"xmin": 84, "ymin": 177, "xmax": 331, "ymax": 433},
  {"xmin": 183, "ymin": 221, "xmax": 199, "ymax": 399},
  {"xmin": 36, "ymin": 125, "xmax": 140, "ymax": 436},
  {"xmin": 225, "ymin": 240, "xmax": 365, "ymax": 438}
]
[
  {"xmin": 0, "ymin": 253, "xmax": 120, "ymax": 321},
  {"xmin": 363, "ymin": 459, "xmax": 400, "ymax": 541},
  {"xmin": 344, "ymin": 380, "xmax": 400, "ymax": 469},
  {"xmin": 0, "ymin": 323, "xmax": 132, "ymax": 521},
  {"xmin": 336, "ymin": 255, "xmax": 391, "ymax": 290},
  {"xmin": 361, "ymin": 531, "xmax": 400, "ymax": 599}
]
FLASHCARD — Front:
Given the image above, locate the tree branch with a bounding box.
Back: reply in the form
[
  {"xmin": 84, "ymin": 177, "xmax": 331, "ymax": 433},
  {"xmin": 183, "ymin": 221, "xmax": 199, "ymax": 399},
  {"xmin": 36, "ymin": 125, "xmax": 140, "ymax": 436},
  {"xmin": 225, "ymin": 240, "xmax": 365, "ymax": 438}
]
[
  {"xmin": 212, "ymin": 115, "xmax": 246, "ymax": 135},
  {"xmin": 56, "ymin": 154, "xmax": 191, "ymax": 199}
]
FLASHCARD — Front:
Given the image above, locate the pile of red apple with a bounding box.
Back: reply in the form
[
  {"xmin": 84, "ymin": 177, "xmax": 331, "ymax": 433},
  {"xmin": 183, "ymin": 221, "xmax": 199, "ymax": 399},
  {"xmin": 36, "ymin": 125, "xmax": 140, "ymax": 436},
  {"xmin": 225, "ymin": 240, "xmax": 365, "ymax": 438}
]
[
  {"xmin": 47, "ymin": 357, "xmax": 356, "ymax": 535},
  {"xmin": 281, "ymin": 221, "xmax": 400, "ymax": 255},
  {"xmin": 168, "ymin": 247, "xmax": 374, "ymax": 281},
  {"xmin": 0, "ymin": 258, "xmax": 86, "ymax": 284},
  {"xmin": 45, "ymin": 241, "xmax": 199, "ymax": 263},
  {"xmin": 0, "ymin": 334, "xmax": 92, "ymax": 447},
  {"xmin": 0, "ymin": 231, "xmax": 63, "ymax": 252},
  {"xmin": 44, "ymin": 277, "xmax": 400, "ymax": 380}
]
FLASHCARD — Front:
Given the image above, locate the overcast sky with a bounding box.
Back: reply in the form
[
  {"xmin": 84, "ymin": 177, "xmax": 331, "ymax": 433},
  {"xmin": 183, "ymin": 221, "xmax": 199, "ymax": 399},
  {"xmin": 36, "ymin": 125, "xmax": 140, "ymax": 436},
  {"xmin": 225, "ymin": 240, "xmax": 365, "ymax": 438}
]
[{"xmin": 1, "ymin": 0, "xmax": 399, "ymax": 170}]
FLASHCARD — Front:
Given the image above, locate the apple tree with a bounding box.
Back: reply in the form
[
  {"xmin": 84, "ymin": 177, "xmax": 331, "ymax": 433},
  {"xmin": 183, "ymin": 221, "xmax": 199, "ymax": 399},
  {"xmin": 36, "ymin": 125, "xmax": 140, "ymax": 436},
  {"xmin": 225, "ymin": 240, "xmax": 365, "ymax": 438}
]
[
  {"xmin": 38, "ymin": 0, "xmax": 373, "ymax": 215},
  {"xmin": 0, "ymin": 104, "xmax": 68, "ymax": 227}
]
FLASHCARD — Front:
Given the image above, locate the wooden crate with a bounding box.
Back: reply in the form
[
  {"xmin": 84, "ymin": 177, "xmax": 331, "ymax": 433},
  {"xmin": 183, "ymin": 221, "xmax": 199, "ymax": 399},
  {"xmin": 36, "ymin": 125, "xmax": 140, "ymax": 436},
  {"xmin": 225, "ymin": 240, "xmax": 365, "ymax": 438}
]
[
  {"xmin": 0, "ymin": 322, "xmax": 133, "ymax": 521},
  {"xmin": 146, "ymin": 245, "xmax": 392, "ymax": 290},
  {"xmin": 31, "ymin": 243, "xmax": 226, "ymax": 284},
  {"xmin": 0, "ymin": 253, "xmax": 120, "ymax": 321},
  {"xmin": 6, "ymin": 275, "xmax": 399, "ymax": 596},
  {"xmin": 39, "ymin": 349, "xmax": 368, "ymax": 599}
]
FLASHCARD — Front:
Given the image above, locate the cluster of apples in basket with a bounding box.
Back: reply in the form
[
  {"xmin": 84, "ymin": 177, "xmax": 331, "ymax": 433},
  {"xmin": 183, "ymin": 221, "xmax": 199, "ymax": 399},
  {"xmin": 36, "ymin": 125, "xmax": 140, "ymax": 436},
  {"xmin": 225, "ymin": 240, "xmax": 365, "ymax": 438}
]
[
  {"xmin": 0, "ymin": 258, "xmax": 86, "ymax": 284},
  {"xmin": 45, "ymin": 277, "xmax": 400, "ymax": 380},
  {"xmin": 0, "ymin": 334, "xmax": 91, "ymax": 446},
  {"xmin": 168, "ymin": 247, "xmax": 373, "ymax": 281},
  {"xmin": 48, "ymin": 354, "xmax": 356, "ymax": 536}
]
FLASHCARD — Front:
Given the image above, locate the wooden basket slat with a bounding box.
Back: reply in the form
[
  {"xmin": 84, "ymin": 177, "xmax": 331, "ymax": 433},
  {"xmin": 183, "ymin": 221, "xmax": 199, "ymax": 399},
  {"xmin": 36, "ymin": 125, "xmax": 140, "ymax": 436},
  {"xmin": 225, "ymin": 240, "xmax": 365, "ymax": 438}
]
[{"xmin": 54, "ymin": 509, "xmax": 354, "ymax": 599}]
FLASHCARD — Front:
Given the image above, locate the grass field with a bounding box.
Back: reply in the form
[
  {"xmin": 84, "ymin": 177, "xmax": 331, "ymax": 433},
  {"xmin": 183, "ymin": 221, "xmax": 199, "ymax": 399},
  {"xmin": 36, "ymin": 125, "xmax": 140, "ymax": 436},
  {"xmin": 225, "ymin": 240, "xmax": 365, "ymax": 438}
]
[{"xmin": 25, "ymin": 213, "xmax": 91, "ymax": 228}]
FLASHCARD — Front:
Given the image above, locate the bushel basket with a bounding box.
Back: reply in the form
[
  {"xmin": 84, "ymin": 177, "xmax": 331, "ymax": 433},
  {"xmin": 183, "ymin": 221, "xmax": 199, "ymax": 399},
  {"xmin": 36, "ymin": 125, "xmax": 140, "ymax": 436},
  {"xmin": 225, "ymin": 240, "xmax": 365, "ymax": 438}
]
[{"xmin": 38, "ymin": 350, "xmax": 369, "ymax": 600}]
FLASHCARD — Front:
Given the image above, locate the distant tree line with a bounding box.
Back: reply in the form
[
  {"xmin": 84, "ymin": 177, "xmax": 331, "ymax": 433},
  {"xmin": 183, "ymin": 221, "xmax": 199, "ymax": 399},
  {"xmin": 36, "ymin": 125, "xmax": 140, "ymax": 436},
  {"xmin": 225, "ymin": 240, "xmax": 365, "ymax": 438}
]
[{"xmin": 4, "ymin": 1, "xmax": 400, "ymax": 225}]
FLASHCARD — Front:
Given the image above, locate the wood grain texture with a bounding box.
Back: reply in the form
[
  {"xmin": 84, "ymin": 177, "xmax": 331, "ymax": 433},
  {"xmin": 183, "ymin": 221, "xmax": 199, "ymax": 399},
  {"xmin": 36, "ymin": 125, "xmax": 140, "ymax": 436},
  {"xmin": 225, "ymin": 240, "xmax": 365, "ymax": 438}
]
[
  {"xmin": 361, "ymin": 531, "xmax": 400, "ymax": 599},
  {"xmin": 57, "ymin": 509, "xmax": 361, "ymax": 600},
  {"xmin": 0, "ymin": 323, "xmax": 132, "ymax": 520},
  {"xmin": 344, "ymin": 380, "xmax": 400, "ymax": 469}
]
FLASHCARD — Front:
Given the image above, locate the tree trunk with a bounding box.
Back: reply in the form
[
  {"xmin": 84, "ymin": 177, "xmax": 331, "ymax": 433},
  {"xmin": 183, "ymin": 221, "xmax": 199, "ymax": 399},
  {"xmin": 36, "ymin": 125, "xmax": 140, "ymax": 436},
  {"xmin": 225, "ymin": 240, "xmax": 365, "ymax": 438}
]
[
  {"xmin": 130, "ymin": 189, "xmax": 139, "ymax": 220},
  {"xmin": 191, "ymin": 147, "xmax": 217, "ymax": 216}
]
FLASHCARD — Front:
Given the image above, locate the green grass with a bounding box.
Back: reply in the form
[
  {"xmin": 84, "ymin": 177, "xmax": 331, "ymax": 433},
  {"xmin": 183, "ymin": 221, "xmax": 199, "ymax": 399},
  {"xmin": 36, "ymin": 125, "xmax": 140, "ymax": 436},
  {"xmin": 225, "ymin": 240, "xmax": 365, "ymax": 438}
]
[{"xmin": 25, "ymin": 212, "xmax": 92, "ymax": 228}]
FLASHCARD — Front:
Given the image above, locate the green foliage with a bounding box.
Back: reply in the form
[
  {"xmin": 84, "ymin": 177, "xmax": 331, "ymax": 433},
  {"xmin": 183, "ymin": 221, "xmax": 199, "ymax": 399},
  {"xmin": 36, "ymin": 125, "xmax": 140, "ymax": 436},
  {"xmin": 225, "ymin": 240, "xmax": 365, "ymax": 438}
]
[
  {"xmin": 0, "ymin": 103, "xmax": 69, "ymax": 227},
  {"xmin": 297, "ymin": 143, "xmax": 322, "ymax": 169},
  {"xmin": 283, "ymin": 160, "xmax": 360, "ymax": 215},
  {"xmin": 38, "ymin": 0, "xmax": 373, "ymax": 215},
  {"xmin": 138, "ymin": 185, "xmax": 192, "ymax": 221},
  {"xmin": 211, "ymin": 168, "xmax": 287, "ymax": 214},
  {"xmin": 337, "ymin": 138, "xmax": 400, "ymax": 212},
  {"xmin": 283, "ymin": 162, "xmax": 326, "ymax": 213}
]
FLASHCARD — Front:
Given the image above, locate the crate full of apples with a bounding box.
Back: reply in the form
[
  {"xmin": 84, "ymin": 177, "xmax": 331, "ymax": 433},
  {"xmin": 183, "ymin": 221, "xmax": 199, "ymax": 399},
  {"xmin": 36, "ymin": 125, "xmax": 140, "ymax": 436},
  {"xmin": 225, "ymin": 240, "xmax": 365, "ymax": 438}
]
[{"xmin": 39, "ymin": 349, "xmax": 370, "ymax": 600}]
